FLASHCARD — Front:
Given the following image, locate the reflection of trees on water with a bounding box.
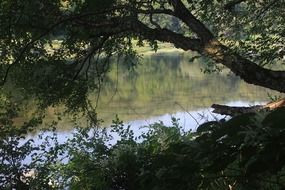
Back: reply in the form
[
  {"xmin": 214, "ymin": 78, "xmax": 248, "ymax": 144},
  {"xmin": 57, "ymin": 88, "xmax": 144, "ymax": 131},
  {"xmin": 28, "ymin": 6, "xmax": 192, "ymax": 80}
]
[
  {"xmin": 8, "ymin": 53, "xmax": 282, "ymax": 131},
  {"xmin": 92, "ymin": 53, "xmax": 282, "ymax": 123}
]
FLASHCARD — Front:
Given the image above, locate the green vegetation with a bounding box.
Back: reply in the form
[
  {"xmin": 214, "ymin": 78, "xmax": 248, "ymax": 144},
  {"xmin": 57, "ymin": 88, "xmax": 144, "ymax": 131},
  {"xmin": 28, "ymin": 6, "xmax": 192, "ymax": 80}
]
[
  {"xmin": 1, "ymin": 109, "xmax": 285, "ymax": 189},
  {"xmin": 1, "ymin": 0, "xmax": 285, "ymax": 109},
  {"xmin": 1, "ymin": 0, "xmax": 285, "ymax": 189}
]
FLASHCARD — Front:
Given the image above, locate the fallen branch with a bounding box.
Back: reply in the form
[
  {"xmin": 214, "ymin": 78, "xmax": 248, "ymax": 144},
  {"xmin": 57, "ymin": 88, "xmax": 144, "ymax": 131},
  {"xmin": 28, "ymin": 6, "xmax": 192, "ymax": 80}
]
[{"xmin": 211, "ymin": 98, "xmax": 285, "ymax": 116}]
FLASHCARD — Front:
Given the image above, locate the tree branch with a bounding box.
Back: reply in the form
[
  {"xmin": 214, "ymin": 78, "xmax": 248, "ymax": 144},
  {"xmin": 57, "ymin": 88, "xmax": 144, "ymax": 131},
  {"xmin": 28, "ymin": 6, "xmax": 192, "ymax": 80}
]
[
  {"xmin": 0, "ymin": 13, "xmax": 112, "ymax": 86},
  {"xmin": 132, "ymin": 20, "xmax": 203, "ymax": 52},
  {"xmin": 204, "ymin": 40, "xmax": 285, "ymax": 93},
  {"xmin": 72, "ymin": 36, "xmax": 109, "ymax": 81},
  {"xmin": 4, "ymin": 4, "xmax": 285, "ymax": 94},
  {"xmin": 212, "ymin": 98, "xmax": 285, "ymax": 116},
  {"xmin": 224, "ymin": 0, "xmax": 247, "ymax": 11},
  {"xmin": 256, "ymin": 0, "xmax": 280, "ymax": 19},
  {"xmin": 168, "ymin": 0, "xmax": 214, "ymax": 43},
  {"xmin": 74, "ymin": 17, "xmax": 204, "ymax": 52}
]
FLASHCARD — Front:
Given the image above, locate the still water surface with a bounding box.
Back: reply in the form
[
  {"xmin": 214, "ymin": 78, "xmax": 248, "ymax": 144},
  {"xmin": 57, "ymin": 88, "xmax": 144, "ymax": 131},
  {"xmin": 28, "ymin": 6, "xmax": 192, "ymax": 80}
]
[
  {"xmin": 18, "ymin": 52, "xmax": 284, "ymax": 163},
  {"xmin": 36, "ymin": 52, "xmax": 281, "ymax": 137}
]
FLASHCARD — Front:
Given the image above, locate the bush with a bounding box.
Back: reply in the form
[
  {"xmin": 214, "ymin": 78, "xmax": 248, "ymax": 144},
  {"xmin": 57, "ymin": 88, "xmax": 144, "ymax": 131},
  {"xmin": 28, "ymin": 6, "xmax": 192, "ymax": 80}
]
[{"xmin": 1, "ymin": 110, "xmax": 285, "ymax": 189}]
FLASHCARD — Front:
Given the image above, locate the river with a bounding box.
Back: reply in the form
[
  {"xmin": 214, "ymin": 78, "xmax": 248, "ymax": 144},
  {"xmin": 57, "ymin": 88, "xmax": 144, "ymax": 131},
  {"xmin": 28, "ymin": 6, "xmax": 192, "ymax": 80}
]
[
  {"xmin": 12, "ymin": 51, "xmax": 282, "ymax": 168},
  {"xmin": 21, "ymin": 52, "xmax": 282, "ymax": 142}
]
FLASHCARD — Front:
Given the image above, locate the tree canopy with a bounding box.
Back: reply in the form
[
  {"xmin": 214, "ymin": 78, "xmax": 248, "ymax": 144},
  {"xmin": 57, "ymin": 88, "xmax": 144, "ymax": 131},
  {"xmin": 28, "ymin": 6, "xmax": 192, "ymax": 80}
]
[
  {"xmin": 1, "ymin": 0, "xmax": 285, "ymax": 110},
  {"xmin": 2, "ymin": 1, "xmax": 285, "ymax": 189}
]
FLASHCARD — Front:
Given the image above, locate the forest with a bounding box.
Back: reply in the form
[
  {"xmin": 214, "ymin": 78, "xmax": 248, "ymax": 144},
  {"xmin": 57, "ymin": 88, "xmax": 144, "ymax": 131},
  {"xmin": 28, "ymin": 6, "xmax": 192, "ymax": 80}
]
[{"xmin": 1, "ymin": 0, "xmax": 285, "ymax": 189}]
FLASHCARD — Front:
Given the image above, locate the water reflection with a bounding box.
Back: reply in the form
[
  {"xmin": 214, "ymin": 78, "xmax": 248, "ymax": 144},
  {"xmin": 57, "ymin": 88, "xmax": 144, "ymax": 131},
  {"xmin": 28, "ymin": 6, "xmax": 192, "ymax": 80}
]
[
  {"xmin": 20, "ymin": 52, "xmax": 282, "ymax": 134},
  {"xmin": 19, "ymin": 52, "xmax": 283, "ymax": 149},
  {"xmin": 89, "ymin": 52, "xmax": 280, "ymax": 127}
]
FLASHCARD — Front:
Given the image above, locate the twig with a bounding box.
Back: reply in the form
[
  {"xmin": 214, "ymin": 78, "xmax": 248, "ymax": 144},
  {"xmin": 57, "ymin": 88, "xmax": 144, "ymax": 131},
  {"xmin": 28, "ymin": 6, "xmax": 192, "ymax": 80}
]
[
  {"xmin": 1, "ymin": 13, "xmax": 107, "ymax": 86},
  {"xmin": 72, "ymin": 37, "xmax": 108, "ymax": 81},
  {"xmin": 174, "ymin": 101, "xmax": 200, "ymax": 126},
  {"xmin": 106, "ymin": 56, "xmax": 120, "ymax": 105}
]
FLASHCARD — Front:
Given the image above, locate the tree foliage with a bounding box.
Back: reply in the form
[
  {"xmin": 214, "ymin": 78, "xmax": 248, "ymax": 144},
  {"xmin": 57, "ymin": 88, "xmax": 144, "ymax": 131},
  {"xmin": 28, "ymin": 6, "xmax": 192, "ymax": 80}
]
[
  {"xmin": 1, "ymin": 1, "xmax": 285, "ymax": 189},
  {"xmin": 1, "ymin": 110, "xmax": 285, "ymax": 189},
  {"xmin": 1, "ymin": 0, "xmax": 285, "ymax": 111}
]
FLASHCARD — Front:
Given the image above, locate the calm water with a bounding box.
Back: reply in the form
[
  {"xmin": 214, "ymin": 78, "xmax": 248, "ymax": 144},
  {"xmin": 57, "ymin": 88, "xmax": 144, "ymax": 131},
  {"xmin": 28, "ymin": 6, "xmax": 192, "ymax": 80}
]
[
  {"xmin": 19, "ymin": 52, "xmax": 283, "ymax": 165},
  {"xmin": 95, "ymin": 53, "xmax": 279, "ymax": 124},
  {"xmin": 33, "ymin": 52, "xmax": 281, "ymax": 135}
]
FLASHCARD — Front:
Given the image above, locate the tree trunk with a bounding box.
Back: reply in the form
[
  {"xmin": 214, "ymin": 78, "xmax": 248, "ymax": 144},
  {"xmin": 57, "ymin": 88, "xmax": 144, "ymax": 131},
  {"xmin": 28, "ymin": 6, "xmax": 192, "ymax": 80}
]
[
  {"xmin": 203, "ymin": 40, "xmax": 285, "ymax": 93},
  {"xmin": 211, "ymin": 98, "xmax": 285, "ymax": 116},
  {"xmin": 168, "ymin": 0, "xmax": 285, "ymax": 93}
]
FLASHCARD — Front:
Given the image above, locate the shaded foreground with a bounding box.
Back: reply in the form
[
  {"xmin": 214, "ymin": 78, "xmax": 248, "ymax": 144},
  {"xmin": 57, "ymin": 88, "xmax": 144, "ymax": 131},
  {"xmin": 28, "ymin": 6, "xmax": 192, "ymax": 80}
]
[{"xmin": 1, "ymin": 107, "xmax": 285, "ymax": 190}]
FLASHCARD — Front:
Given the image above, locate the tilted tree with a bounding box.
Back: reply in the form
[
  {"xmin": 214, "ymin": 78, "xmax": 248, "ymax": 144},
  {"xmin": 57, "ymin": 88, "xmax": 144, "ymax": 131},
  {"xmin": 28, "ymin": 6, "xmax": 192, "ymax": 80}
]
[{"xmin": 1, "ymin": 0, "xmax": 285, "ymax": 108}]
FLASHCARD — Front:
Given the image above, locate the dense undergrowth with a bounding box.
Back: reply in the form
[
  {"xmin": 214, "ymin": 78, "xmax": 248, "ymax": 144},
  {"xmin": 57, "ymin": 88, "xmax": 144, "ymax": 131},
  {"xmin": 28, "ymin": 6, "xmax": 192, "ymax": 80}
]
[{"xmin": 1, "ymin": 107, "xmax": 285, "ymax": 189}]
